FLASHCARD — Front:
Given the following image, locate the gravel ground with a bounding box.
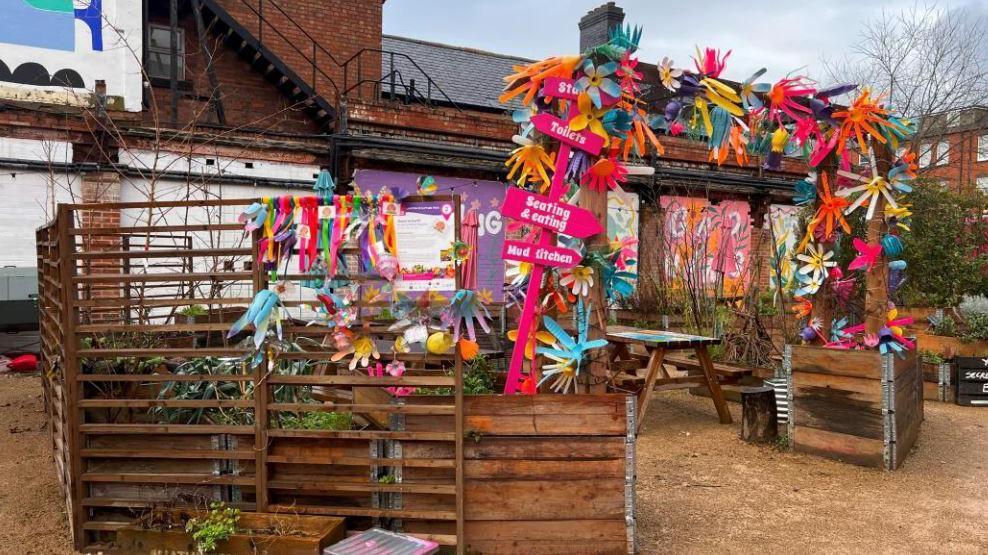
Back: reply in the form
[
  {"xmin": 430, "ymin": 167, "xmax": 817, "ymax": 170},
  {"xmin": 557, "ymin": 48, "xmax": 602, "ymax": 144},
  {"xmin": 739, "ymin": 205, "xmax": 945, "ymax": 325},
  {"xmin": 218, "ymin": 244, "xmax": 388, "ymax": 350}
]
[
  {"xmin": 0, "ymin": 374, "xmax": 985, "ymax": 554},
  {"xmin": 636, "ymin": 389, "xmax": 988, "ymax": 553}
]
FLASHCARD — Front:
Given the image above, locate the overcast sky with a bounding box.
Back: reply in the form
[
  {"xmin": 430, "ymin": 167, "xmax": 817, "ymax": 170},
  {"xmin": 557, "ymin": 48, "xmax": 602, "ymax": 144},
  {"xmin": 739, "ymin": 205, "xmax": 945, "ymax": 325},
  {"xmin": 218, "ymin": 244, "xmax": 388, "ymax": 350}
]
[{"xmin": 383, "ymin": 0, "xmax": 986, "ymax": 83}]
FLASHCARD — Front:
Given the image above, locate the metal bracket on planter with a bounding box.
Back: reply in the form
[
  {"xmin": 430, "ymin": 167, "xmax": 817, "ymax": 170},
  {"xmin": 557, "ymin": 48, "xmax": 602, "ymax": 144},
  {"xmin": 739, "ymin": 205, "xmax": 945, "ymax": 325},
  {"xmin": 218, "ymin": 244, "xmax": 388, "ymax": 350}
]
[
  {"xmin": 624, "ymin": 395, "xmax": 637, "ymax": 555},
  {"xmin": 783, "ymin": 345, "xmax": 795, "ymax": 442},
  {"xmin": 881, "ymin": 354, "xmax": 896, "ymax": 470},
  {"xmin": 938, "ymin": 362, "xmax": 951, "ymax": 402},
  {"xmin": 389, "ymin": 410, "xmax": 405, "ymax": 532}
]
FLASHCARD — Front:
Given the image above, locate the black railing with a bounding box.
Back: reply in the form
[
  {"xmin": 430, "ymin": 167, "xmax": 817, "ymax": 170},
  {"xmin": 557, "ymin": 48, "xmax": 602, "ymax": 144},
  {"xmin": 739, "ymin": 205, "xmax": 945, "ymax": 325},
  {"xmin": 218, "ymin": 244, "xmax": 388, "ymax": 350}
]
[
  {"xmin": 212, "ymin": 0, "xmax": 461, "ymax": 113},
  {"xmin": 342, "ymin": 49, "xmax": 462, "ymax": 111}
]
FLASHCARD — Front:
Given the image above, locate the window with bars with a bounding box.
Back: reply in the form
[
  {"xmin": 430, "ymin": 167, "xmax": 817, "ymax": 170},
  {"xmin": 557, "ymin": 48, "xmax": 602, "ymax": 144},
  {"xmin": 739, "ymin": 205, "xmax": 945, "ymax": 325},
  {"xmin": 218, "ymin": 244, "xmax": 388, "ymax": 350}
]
[
  {"xmin": 978, "ymin": 135, "xmax": 988, "ymax": 162},
  {"xmin": 146, "ymin": 25, "xmax": 185, "ymax": 80}
]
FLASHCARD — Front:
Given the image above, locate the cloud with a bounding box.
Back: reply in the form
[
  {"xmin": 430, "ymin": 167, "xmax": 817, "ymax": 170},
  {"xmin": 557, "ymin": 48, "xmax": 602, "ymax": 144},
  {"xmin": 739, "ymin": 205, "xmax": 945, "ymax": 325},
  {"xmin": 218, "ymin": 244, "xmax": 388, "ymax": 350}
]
[{"xmin": 383, "ymin": 0, "xmax": 973, "ymax": 83}]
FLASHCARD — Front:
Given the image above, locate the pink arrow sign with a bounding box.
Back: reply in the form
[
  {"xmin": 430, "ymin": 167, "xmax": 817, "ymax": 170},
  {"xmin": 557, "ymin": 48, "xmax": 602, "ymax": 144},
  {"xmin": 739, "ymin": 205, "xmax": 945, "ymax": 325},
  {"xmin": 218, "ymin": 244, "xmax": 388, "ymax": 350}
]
[
  {"xmin": 502, "ymin": 240, "xmax": 581, "ymax": 269},
  {"xmin": 541, "ymin": 77, "xmax": 580, "ymax": 100},
  {"xmin": 501, "ymin": 188, "xmax": 604, "ymax": 238},
  {"xmin": 531, "ymin": 113, "xmax": 604, "ymax": 155}
]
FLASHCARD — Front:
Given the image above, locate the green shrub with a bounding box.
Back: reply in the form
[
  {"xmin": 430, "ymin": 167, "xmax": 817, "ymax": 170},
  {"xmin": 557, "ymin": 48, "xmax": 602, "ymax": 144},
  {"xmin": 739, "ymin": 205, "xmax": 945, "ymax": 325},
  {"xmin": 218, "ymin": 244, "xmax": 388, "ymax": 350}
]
[
  {"xmin": 186, "ymin": 502, "xmax": 240, "ymax": 553},
  {"xmin": 280, "ymin": 411, "xmax": 352, "ymax": 430},
  {"xmin": 901, "ymin": 182, "xmax": 988, "ymax": 307}
]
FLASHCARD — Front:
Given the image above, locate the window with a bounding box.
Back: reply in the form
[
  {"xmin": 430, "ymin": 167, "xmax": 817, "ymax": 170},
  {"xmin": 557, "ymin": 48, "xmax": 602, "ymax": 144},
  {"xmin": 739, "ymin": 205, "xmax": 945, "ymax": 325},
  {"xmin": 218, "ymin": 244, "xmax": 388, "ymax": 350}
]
[
  {"xmin": 146, "ymin": 25, "xmax": 185, "ymax": 80},
  {"xmin": 936, "ymin": 140, "xmax": 949, "ymax": 166},
  {"xmin": 978, "ymin": 135, "xmax": 988, "ymax": 162},
  {"xmin": 918, "ymin": 143, "xmax": 932, "ymax": 167},
  {"xmin": 977, "ymin": 176, "xmax": 988, "ymax": 193}
]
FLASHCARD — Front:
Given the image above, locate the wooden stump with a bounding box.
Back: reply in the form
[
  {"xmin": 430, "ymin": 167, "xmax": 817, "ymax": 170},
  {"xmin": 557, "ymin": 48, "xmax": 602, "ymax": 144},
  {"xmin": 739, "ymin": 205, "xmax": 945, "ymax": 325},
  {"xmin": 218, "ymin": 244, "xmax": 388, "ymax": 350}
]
[{"xmin": 741, "ymin": 386, "xmax": 778, "ymax": 443}]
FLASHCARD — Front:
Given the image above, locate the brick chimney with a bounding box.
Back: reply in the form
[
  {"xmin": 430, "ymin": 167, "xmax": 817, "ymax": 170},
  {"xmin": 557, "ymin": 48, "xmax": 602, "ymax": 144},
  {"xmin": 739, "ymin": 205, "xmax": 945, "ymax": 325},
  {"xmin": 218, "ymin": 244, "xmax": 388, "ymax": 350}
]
[{"xmin": 578, "ymin": 2, "xmax": 625, "ymax": 52}]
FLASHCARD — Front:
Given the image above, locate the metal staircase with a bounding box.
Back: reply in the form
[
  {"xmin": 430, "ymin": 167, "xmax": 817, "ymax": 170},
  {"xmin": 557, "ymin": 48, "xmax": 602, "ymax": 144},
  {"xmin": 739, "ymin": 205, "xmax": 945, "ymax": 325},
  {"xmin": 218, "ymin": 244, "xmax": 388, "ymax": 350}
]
[{"xmin": 195, "ymin": 0, "xmax": 461, "ymax": 132}]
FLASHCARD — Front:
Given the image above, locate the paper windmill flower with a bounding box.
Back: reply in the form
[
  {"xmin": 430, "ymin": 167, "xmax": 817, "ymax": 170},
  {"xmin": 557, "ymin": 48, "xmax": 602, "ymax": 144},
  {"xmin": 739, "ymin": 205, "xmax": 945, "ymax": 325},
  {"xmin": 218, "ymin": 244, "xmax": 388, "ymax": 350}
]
[
  {"xmin": 417, "ymin": 175, "xmax": 438, "ymax": 195},
  {"xmin": 616, "ymin": 51, "xmax": 642, "ymax": 94},
  {"xmin": 800, "ymin": 317, "xmax": 823, "ymax": 342},
  {"xmin": 500, "ymin": 55, "xmax": 582, "ymax": 106},
  {"xmin": 828, "ymin": 317, "xmax": 857, "ymax": 347},
  {"xmin": 565, "ymin": 150, "xmax": 592, "ymax": 182},
  {"xmin": 442, "ymin": 289, "xmax": 491, "ymax": 345},
  {"xmin": 804, "ymin": 173, "xmax": 851, "ymax": 246},
  {"xmin": 535, "ymin": 302, "xmax": 609, "ymax": 394},
  {"xmin": 581, "ymin": 157, "xmax": 628, "ymax": 193},
  {"xmin": 610, "ymin": 236, "xmax": 638, "ymax": 269},
  {"xmin": 888, "ymin": 259, "xmax": 907, "ymax": 295},
  {"xmin": 878, "ymin": 309, "xmax": 915, "ymax": 357},
  {"xmin": 238, "ymin": 202, "xmax": 269, "ymax": 232},
  {"xmin": 331, "ymin": 334, "xmax": 380, "ymax": 370},
  {"xmin": 228, "ymin": 289, "xmax": 281, "ymax": 344},
  {"xmin": 658, "ymin": 57, "xmax": 682, "ymax": 91},
  {"xmin": 793, "ymin": 173, "xmax": 818, "ymax": 205},
  {"xmin": 507, "ymin": 325, "xmax": 557, "ymax": 360},
  {"xmin": 848, "ymin": 238, "xmax": 883, "ymax": 272},
  {"xmin": 792, "ymin": 296, "xmax": 813, "ymax": 319},
  {"xmin": 796, "ymin": 243, "xmax": 836, "ymax": 289},
  {"xmin": 575, "ymin": 59, "xmax": 621, "ymax": 108},
  {"xmin": 765, "ymin": 76, "xmax": 815, "ymax": 125},
  {"xmin": 560, "ymin": 265, "xmax": 594, "ymax": 296},
  {"xmin": 505, "ymin": 143, "xmax": 554, "ymax": 187},
  {"xmin": 693, "ymin": 46, "xmax": 730, "ymax": 78},
  {"xmin": 831, "ymin": 88, "xmax": 902, "ymax": 154},
  {"xmin": 619, "ymin": 107, "xmax": 665, "ymax": 160},
  {"xmin": 506, "ymin": 260, "xmax": 532, "ymax": 288},
  {"xmin": 829, "ymin": 267, "xmax": 855, "ymax": 308},
  {"xmin": 569, "ymin": 93, "xmax": 610, "ymax": 141},
  {"xmin": 837, "ymin": 157, "xmax": 901, "ymax": 220},
  {"xmin": 739, "ymin": 67, "xmax": 769, "ymax": 111}
]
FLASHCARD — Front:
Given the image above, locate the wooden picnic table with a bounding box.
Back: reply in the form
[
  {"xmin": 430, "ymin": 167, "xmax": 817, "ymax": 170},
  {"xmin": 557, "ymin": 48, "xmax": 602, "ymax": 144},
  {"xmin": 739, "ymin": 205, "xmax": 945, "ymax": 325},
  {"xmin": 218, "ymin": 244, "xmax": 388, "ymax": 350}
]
[{"xmin": 606, "ymin": 325, "xmax": 732, "ymax": 431}]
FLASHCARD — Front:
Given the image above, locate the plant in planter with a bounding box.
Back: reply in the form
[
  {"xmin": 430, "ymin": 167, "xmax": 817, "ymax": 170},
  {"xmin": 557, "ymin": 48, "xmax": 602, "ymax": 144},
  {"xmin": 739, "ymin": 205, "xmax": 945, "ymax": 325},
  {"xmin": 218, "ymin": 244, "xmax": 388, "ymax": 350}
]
[
  {"xmin": 179, "ymin": 304, "xmax": 209, "ymax": 322},
  {"xmin": 279, "ymin": 411, "xmax": 352, "ymax": 430},
  {"xmin": 958, "ymin": 294, "xmax": 988, "ymax": 341},
  {"xmin": 186, "ymin": 502, "xmax": 241, "ymax": 554}
]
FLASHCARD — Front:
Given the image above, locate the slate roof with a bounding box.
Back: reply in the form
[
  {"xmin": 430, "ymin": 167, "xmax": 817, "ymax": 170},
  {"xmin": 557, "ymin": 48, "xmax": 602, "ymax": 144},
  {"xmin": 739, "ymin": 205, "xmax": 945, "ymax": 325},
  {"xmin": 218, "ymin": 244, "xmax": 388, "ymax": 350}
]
[{"xmin": 381, "ymin": 35, "xmax": 532, "ymax": 111}]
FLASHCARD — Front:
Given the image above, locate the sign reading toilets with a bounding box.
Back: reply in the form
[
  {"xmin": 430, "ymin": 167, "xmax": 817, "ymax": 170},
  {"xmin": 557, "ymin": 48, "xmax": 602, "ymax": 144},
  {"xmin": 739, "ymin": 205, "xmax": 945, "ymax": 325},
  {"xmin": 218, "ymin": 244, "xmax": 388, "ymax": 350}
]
[{"xmin": 0, "ymin": 1, "xmax": 143, "ymax": 111}]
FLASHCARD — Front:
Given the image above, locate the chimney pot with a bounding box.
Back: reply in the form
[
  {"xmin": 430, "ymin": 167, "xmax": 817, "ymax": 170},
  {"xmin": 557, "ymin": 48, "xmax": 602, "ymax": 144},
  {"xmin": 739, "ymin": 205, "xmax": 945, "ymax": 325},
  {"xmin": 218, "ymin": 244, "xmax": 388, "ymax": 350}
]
[{"xmin": 578, "ymin": 2, "xmax": 625, "ymax": 52}]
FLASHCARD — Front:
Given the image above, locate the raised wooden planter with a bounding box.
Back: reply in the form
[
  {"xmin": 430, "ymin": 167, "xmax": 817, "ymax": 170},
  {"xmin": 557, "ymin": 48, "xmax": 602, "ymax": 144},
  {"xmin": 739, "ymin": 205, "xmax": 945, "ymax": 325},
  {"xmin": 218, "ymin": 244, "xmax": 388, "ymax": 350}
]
[
  {"xmin": 785, "ymin": 345, "xmax": 923, "ymax": 470},
  {"xmin": 115, "ymin": 511, "xmax": 345, "ymax": 555},
  {"xmin": 913, "ymin": 332, "xmax": 988, "ymax": 358}
]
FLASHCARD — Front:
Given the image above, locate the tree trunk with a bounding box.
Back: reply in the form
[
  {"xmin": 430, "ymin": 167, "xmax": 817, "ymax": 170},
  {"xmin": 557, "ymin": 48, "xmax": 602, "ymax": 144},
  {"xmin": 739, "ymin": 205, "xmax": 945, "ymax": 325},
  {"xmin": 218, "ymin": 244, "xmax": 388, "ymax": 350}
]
[{"xmin": 741, "ymin": 386, "xmax": 778, "ymax": 443}]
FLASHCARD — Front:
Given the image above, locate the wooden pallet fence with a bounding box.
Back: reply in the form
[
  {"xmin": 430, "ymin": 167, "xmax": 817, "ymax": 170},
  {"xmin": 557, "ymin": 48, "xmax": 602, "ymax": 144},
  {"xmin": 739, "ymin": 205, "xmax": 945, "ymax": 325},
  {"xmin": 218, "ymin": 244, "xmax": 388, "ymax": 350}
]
[{"xmin": 785, "ymin": 344, "xmax": 923, "ymax": 470}]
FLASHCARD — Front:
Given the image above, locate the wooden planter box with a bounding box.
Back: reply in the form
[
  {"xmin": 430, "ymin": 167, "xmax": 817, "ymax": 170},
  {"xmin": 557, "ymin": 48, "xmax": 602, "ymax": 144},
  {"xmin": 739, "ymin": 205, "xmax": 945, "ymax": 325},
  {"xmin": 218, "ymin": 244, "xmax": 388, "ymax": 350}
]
[
  {"xmin": 115, "ymin": 511, "xmax": 345, "ymax": 555},
  {"xmin": 785, "ymin": 345, "xmax": 923, "ymax": 470},
  {"xmin": 913, "ymin": 332, "xmax": 988, "ymax": 358}
]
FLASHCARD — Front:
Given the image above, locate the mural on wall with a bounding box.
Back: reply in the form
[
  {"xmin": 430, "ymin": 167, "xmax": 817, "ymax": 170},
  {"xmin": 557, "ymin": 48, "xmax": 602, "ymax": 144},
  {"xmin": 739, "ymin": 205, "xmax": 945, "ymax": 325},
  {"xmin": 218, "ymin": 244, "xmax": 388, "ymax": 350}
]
[
  {"xmin": 0, "ymin": 0, "xmax": 142, "ymax": 110},
  {"xmin": 767, "ymin": 204, "xmax": 802, "ymax": 297},
  {"xmin": 607, "ymin": 191, "xmax": 639, "ymax": 281},
  {"xmin": 353, "ymin": 169, "xmax": 506, "ymax": 302},
  {"xmin": 660, "ymin": 196, "xmax": 751, "ymax": 295}
]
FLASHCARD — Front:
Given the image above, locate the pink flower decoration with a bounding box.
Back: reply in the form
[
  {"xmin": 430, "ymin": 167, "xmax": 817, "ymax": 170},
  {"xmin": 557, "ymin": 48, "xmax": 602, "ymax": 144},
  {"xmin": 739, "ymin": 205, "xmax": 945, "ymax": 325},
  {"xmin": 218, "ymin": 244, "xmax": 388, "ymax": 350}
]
[{"xmin": 847, "ymin": 238, "xmax": 882, "ymax": 272}]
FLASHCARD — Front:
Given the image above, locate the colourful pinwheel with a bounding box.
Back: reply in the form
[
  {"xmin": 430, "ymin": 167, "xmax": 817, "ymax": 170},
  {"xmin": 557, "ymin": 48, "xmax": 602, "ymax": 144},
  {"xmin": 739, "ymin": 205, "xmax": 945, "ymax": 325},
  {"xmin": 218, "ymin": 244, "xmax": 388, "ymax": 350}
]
[
  {"xmin": 581, "ymin": 157, "xmax": 628, "ymax": 192},
  {"xmin": 847, "ymin": 238, "xmax": 883, "ymax": 272},
  {"xmin": 831, "ymin": 89, "xmax": 903, "ymax": 154},
  {"xmin": 535, "ymin": 301, "xmax": 609, "ymax": 394},
  {"xmin": 575, "ymin": 59, "xmax": 621, "ymax": 108},
  {"xmin": 505, "ymin": 144, "xmax": 554, "ymax": 188},
  {"xmin": 796, "ymin": 243, "xmax": 836, "ymax": 290},
  {"xmin": 228, "ymin": 290, "xmax": 283, "ymax": 366},
  {"xmin": 693, "ymin": 46, "xmax": 730, "ymax": 78},
  {"xmin": 803, "ymin": 173, "xmax": 851, "ymax": 247},
  {"xmin": 331, "ymin": 334, "xmax": 380, "ymax": 370},
  {"xmin": 739, "ymin": 68, "xmax": 770, "ymax": 111},
  {"xmin": 569, "ymin": 93, "xmax": 610, "ymax": 141},
  {"xmin": 837, "ymin": 154, "xmax": 901, "ymax": 220},
  {"xmin": 500, "ymin": 55, "xmax": 583, "ymax": 107},
  {"xmin": 560, "ymin": 265, "xmax": 594, "ymax": 296},
  {"xmin": 658, "ymin": 57, "xmax": 682, "ymax": 91}
]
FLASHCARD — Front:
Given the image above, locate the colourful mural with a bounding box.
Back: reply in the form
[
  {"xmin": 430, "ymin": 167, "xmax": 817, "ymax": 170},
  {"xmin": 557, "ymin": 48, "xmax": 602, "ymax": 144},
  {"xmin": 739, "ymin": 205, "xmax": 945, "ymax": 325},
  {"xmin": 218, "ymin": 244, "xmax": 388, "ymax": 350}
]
[
  {"xmin": 607, "ymin": 191, "xmax": 639, "ymax": 280},
  {"xmin": 0, "ymin": 0, "xmax": 103, "ymax": 52},
  {"xmin": 767, "ymin": 204, "xmax": 802, "ymax": 296},
  {"xmin": 660, "ymin": 197, "xmax": 751, "ymax": 295}
]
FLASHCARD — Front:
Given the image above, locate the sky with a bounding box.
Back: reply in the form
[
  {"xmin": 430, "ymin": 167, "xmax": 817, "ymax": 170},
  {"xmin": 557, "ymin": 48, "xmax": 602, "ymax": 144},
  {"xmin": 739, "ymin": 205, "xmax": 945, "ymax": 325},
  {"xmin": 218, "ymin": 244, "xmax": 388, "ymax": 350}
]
[{"xmin": 383, "ymin": 0, "xmax": 986, "ymax": 83}]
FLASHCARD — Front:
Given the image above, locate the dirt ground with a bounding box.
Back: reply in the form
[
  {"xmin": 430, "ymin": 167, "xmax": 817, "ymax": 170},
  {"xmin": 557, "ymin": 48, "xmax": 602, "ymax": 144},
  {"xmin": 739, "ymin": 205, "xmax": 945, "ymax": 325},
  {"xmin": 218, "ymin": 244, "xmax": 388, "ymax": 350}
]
[{"xmin": 0, "ymin": 373, "xmax": 985, "ymax": 554}]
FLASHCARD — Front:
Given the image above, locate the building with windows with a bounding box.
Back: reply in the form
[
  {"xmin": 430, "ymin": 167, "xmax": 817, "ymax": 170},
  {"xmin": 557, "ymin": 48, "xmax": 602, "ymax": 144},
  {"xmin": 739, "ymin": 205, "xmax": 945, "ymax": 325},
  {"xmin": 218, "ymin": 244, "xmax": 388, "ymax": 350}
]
[
  {"xmin": 914, "ymin": 106, "xmax": 988, "ymax": 193},
  {"xmin": 0, "ymin": 1, "xmax": 801, "ymax": 299}
]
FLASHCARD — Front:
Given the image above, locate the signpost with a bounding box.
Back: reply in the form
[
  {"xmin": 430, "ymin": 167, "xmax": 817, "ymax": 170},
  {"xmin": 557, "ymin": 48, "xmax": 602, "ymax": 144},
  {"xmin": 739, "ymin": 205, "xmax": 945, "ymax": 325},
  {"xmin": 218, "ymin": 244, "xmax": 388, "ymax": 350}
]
[
  {"xmin": 956, "ymin": 356, "xmax": 988, "ymax": 407},
  {"xmin": 502, "ymin": 81, "xmax": 606, "ymax": 394}
]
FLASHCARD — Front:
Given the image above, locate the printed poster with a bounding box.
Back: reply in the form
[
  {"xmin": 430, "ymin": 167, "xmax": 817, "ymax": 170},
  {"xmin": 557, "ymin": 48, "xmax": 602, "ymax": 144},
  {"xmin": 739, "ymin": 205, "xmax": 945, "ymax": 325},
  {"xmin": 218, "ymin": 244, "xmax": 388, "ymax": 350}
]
[{"xmin": 393, "ymin": 199, "xmax": 457, "ymax": 292}]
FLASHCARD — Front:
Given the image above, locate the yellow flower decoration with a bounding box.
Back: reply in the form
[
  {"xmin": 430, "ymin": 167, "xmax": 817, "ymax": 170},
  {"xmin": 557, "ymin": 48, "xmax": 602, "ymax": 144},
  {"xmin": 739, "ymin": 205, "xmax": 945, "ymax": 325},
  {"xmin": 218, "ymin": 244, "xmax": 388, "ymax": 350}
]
[
  {"xmin": 569, "ymin": 93, "xmax": 609, "ymax": 141},
  {"xmin": 507, "ymin": 327, "xmax": 557, "ymax": 360},
  {"xmin": 331, "ymin": 334, "xmax": 380, "ymax": 370},
  {"xmin": 505, "ymin": 143, "xmax": 554, "ymax": 186}
]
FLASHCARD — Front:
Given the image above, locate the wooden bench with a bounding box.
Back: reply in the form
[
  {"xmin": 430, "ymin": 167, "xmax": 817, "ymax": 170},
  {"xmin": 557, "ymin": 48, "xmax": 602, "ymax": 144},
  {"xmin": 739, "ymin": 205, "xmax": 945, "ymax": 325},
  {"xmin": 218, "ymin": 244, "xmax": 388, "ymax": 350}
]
[{"xmin": 663, "ymin": 354, "xmax": 753, "ymax": 383}]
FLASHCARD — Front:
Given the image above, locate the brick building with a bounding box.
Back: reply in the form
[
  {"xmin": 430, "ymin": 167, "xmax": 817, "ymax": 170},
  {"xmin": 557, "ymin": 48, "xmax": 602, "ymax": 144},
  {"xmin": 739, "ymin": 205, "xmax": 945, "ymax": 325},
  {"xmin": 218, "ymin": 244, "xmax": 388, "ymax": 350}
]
[
  {"xmin": 0, "ymin": 0, "xmax": 801, "ymax": 294},
  {"xmin": 915, "ymin": 106, "xmax": 988, "ymax": 193}
]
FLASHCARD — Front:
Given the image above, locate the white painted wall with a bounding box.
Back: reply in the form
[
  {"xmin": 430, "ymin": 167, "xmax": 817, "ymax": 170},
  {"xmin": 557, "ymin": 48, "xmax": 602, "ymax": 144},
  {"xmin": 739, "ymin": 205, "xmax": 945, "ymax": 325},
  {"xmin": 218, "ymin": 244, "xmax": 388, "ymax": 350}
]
[
  {"xmin": 0, "ymin": 169, "xmax": 80, "ymax": 267},
  {"xmin": 0, "ymin": 1, "xmax": 143, "ymax": 111}
]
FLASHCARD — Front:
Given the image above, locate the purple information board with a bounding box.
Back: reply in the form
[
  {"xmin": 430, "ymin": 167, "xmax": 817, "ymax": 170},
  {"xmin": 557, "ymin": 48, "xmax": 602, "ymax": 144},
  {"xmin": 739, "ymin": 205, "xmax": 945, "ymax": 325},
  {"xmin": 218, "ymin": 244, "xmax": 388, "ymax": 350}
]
[{"xmin": 354, "ymin": 170, "xmax": 506, "ymax": 301}]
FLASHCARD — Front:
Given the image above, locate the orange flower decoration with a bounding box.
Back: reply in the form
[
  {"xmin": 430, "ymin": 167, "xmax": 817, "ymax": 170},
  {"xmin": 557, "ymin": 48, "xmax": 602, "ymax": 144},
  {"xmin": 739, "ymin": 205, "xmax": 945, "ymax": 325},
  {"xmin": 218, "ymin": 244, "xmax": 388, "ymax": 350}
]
[
  {"xmin": 802, "ymin": 173, "xmax": 850, "ymax": 249},
  {"xmin": 832, "ymin": 89, "xmax": 904, "ymax": 154},
  {"xmin": 792, "ymin": 297, "xmax": 813, "ymax": 319},
  {"xmin": 507, "ymin": 326, "xmax": 557, "ymax": 360},
  {"xmin": 500, "ymin": 55, "xmax": 582, "ymax": 107}
]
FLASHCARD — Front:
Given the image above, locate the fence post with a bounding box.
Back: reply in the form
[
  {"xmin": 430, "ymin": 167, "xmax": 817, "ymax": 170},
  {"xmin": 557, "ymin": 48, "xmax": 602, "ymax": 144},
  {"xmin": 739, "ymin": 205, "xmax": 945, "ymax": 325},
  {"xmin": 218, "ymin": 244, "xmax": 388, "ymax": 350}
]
[{"xmin": 251, "ymin": 228, "xmax": 269, "ymax": 511}]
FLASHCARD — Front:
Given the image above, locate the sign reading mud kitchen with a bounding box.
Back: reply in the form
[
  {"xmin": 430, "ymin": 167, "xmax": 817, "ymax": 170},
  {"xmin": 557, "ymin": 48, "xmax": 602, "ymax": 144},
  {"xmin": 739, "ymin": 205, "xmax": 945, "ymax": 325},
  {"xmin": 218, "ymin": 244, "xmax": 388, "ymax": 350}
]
[{"xmin": 956, "ymin": 357, "xmax": 988, "ymax": 407}]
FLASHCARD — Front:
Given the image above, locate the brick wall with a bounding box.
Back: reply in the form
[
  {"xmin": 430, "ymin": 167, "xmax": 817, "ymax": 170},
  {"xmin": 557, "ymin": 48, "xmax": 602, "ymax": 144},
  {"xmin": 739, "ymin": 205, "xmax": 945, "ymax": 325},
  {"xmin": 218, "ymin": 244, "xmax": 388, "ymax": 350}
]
[
  {"xmin": 919, "ymin": 128, "xmax": 988, "ymax": 191},
  {"xmin": 78, "ymin": 172, "xmax": 123, "ymax": 323},
  {"xmin": 215, "ymin": 0, "xmax": 382, "ymax": 101},
  {"xmin": 146, "ymin": 13, "xmax": 321, "ymax": 133}
]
